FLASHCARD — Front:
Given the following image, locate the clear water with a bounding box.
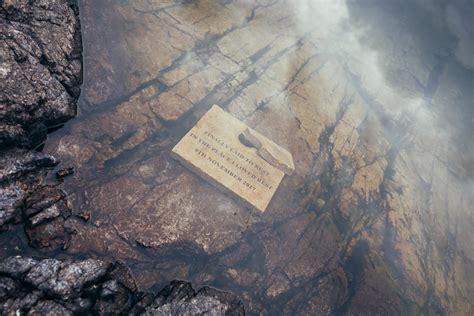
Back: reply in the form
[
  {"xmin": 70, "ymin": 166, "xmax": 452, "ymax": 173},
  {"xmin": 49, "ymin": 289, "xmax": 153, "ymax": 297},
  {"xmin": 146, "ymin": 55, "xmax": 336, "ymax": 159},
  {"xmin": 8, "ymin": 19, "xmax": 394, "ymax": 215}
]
[{"xmin": 6, "ymin": 0, "xmax": 473, "ymax": 314}]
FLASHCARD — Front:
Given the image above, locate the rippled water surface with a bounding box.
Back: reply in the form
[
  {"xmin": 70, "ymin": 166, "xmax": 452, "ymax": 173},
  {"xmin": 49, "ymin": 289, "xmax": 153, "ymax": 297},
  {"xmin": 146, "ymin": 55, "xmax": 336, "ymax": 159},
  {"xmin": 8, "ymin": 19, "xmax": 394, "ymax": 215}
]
[{"xmin": 13, "ymin": 0, "xmax": 474, "ymax": 314}]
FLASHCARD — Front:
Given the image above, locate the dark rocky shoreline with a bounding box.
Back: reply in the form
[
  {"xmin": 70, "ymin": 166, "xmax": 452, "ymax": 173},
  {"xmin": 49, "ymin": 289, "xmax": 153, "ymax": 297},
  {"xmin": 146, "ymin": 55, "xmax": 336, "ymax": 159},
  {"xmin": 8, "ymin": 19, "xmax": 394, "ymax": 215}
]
[{"xmin": 1, "ymin": 0, "xmax": 81, "ymax": 247}]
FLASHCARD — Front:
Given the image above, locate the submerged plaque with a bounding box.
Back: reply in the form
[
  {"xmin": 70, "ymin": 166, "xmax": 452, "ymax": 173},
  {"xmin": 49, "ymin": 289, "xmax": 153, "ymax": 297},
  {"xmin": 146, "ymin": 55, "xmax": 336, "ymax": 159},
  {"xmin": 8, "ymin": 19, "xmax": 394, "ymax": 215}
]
[{"xmin": 171, "ymin": 105, "xmax": 294, "ymax": 212}]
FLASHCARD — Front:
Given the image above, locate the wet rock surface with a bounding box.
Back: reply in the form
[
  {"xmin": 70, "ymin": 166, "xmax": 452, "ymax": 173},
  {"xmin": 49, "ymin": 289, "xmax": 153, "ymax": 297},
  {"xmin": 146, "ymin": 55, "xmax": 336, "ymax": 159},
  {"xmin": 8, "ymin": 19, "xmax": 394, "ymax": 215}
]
[
  {"xmin": 1, "ymin": 0, "xmax": 473, "ymax": 315},
  {"xmin": 138, "ymin": 280, "xmax": 244, "ymax": 316},
  {"xmin": 1, "ymin": 149, "xmax": 56, "ymax": 227},
  {"xmin": 0, "ymin": 148, "xmax": 74, "ymax": 250},
  {"xmin": 0, "ymin": 256, "xmax": 244, "ymax": 315},
  {"xmin": 0, "ymin": 0, "xmax": 82, "ymax": 148},
  {"xmin": 0, "ymin": 0, "xmax": 82, "ymax": 249}
]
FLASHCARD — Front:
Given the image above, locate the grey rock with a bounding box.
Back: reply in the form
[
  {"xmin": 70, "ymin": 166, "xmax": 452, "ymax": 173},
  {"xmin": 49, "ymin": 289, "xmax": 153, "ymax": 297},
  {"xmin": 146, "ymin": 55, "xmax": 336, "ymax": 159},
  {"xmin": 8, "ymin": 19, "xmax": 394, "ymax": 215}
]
[
  {"xmin": 28, "ymin": 204, "xmax": 61, "ymax": 227},
  {"xmin": 0, "ymin": 149, "xmax": 59, "ymax": 227},
  {"xmin": 0, "ymin": 182, "xmax": 24, "ymax": 227},
  {"xmin": 0, "ymin": 276, "xmax": 20, "ymax": 300},
  {"xmin": 56, "ymin": 259, "xmax": 110, "ymax": 295},
  {"xmin": 94, "ymin": 279, "xmax": 134, "ymax": 315},
  {"xmin": 61, "ymin": 296, "xmax": 93, "ymax": 313},
  {"xmin": 0, "ymin": 0, "xmax": 82, "ymax": 249},
  {"xmin": 142, "ymin": 280, "xmax": 245, "ymax": 316},
  {"xmin": 0, "ymin": 256, "xmax": 111, "ymax": 314},
  {"xmin": 0, "ymin": 0, "xmax": 82, "ymax": 149},
  {"xmin": 27, "ymin": 300, "xmax": 73, "ymax": 316},
  {"xmin": 0, "ymin": 256, "xmax": 245, "ymax": 315},
  {"xmin": 0, "ymin": 256, "xmax": 38, "ymax": 277},
  {"xmin": 25, "ymin": 185, "xmax": 67, "ymax": 216},
  {"xmin": 0, "ymin": 149, "xmax": 58, "ymax": 184},
  {"xmin": 0, "ymin": 149, "xmax": 73, "ymax": 249},
  {"xmin": 2, "ymin": 291, "xmax": 42, "ymax": 315},
  {"xmin": 24, "ymin": 258, "xmax": 109, "ymax": 299}
]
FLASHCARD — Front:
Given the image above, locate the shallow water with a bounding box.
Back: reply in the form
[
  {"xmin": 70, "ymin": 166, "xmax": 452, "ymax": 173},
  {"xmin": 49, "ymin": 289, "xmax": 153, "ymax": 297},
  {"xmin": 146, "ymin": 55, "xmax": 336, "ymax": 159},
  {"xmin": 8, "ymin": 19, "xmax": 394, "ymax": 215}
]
[{"xmin": 9, "ymin": 0, "xmax": 474, "ymax": 314}]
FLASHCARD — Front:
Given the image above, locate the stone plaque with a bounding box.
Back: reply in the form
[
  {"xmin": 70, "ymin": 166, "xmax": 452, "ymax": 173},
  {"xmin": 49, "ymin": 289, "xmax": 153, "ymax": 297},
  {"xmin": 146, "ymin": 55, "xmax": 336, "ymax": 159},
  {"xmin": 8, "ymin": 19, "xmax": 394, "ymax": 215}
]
[{"xmin": 171, "ymin": 105, "xmax": 294, "ymax": 212}]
